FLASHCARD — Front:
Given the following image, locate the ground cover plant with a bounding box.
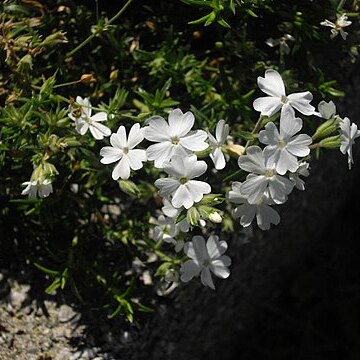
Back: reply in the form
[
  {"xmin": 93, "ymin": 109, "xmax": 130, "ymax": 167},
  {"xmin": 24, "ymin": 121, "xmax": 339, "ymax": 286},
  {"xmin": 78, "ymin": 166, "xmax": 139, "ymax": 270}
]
[{"xmin": 0, "ymin": 0, "xmax": 359, "ymax": 323}]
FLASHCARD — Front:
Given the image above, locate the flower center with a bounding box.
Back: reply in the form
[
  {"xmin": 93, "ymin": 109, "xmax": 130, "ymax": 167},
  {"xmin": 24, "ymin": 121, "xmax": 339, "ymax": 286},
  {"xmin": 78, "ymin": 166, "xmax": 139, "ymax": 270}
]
[
  {"xmin": 123, "ymin": 147, "xmax": 129, "ymax": 154},
  {"xmin": 180, "ymin": 177, "xmax": 188, "ymax": 184},
  {"xmin": 281, "ymin": 95, "xmax": 288, "ymax": 104},
  {"xmin": 203, "ymin": 259, "xmax": 210, "ymax": 267},
  {"xmin": 278, "ymin": 139, "xmax": 287, "ymax": 149},
  {"xmin": 171, "ymin": 136, "xmax": 180, "ymax": 145},
  {"xmin": 265, "ymin": 169, "xmax": 274, "ymax": 177}
]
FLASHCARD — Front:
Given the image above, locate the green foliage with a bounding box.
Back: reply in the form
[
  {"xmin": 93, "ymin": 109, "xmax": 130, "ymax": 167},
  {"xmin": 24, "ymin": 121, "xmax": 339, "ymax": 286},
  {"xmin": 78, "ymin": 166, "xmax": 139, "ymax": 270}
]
[{"xmin": 0, "ymin": 0, "xmax": 359, "ymax": 323}]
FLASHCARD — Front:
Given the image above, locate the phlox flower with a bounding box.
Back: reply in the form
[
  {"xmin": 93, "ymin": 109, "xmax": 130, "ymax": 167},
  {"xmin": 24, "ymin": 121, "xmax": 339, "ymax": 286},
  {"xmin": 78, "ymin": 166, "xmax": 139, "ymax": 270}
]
[
  {"xmin": 180, "ymin": 235, "xmax": 231, "ymax": 290},
  {"xmin": 258, "ymin": 106, "xmax": 312, "ymax": 175},
  {"xmin": 207, "ymin": 119, "xmax": 229, "ymax": 170},
  {"xmin": 21, "ymin": 178, "xmax": 53, "ymax": 199},
  {"xmin": 228, "ymin": 182, "xmax": 280, "ymax": 230},
  {"xmin": 154, "ymin": 155, "xmax": 211, "ymax": 209},
  {"xmin": 265, "ymin": 34, "xmax": 295, "ymax": 55},
  {"xmin": 100, "ymin": 123, "xmax": 147, "ymax": 180},
  {"xmin": 238, "ymin": 146, "xmax": 294, "ymax": 205},
  {"xmin": 144, "ymin": 108, "xmax": 208, "ymax": 168},
  {"xmin": 289, "ymin": 161, "xmax": 310, "ymax": 191},
  {"xmin": 253, "ymin": 69, "xmax": 315, "ymax": 117},
  {"xmin": 340, "ymin": 117, "xmax": 360, "ymax": 170},
  {"xmin": 321, "ymin": 14, "xmax": 352, "ymax": 40},
  {"xmin": 150, "ymin": 215, "xmax": 184, "ymax": 252},
  {"xmin": 68, "ymin": 96, "xmax": 111, "ymax": 140}
]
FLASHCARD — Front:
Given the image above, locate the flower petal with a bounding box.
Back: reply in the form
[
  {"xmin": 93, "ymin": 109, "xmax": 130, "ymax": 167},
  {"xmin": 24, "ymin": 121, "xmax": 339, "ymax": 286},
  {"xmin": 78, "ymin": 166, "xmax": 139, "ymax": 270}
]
[
  {"xmin": 180, "ymin": 260, "xmax": 201, "ymax": 282},
  {"xmin": 210, "ymin": 147, "xmax": 226, "ymax": 170},
  {"xmin": 100, "ymin": 146, "xmax": 123, "ymax": 164},
  {"xmin": 146, "ymin": 142, "xmax": 173, "ymax": 168},
  {"xmin": 256, "ymin": 204, "xmax": 280, "ymax": 230},
  {"xmin": 201, "ymin": 267, "xmax": 215, "ymax": 289},
  {"xmin": 144, "ymin": 116, "xmax": 171, "ymax": 142},
  {"xmin": 206, "ymin": 235, "xmax": 227, "ymax": 259},
  {"xmin": 154, "ymin": 178, "xmax": 180, "ymax": 198},
  {"xmin": 127, "ymin": 123, "xmax": 144, "ymax": 149},
  {"xmin": 238, "ymin": 146, "xmax": 266, "ymax": 174},
  {"xmin": 253, "ymin": 96, "xmax": 283, "ymax": 117},
  {"xmin": 279, "ymin": 106, "xmax": 303, "ymax": 139},
  {"xmin": 168, "ymin": 109, "xmax": 195, "ymax": 138},
  {"xmin": 180, "ymin": 130, "xmax": 208, "ymax": 152},
  {"xmin": 172, "ymin": 184, "xmax": 194, "ymax": 209},
  {"xmin": 287, "ymin": 92, "xmax": 315, "ymax": 116},
  {"xmin": 257, "ymin": 69, "xmax": 286, "ymax": 97},
  {"xmin": 112, "ymin": 156, "xmax": 131, "ymax": 180},
  {"xmin": 126, "ymin": 149, "xmax": 147, "ymax": 170},
  {"xmin": 186, "ymin": 180, "xmax": 211, "ymax": 203},
  {"xmin": 90, "ymin": 112, "xmax": 107, "ymax": 122},
  {"xmin": 286, "ymin": 134, "xmax": 312, "ymax": 157},
  {"xmin": 89, "ymin": 122, "xmax": 111, "ymax": 139}
]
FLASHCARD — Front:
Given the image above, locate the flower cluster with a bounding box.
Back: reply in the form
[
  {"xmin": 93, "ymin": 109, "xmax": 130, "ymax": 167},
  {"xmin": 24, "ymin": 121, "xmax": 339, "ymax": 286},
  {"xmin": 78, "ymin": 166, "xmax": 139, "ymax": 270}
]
[{"xmin": 20, "ymin": 69, "xmax": 359, "ymax": 291}]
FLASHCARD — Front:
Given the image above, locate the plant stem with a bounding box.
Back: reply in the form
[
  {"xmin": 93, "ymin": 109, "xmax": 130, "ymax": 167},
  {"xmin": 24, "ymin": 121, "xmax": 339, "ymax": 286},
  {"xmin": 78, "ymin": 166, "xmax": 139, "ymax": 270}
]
[
  {"xmin": 66, "ymin": 0, "xmax": 135, "ymax": 58},
  {"xmin": 337, "ymin": 0, "xmax": 346, "ymax": 11},
  {"xmin": 245, "ymin": 115, "xmax": 263, "ymax": 150}
]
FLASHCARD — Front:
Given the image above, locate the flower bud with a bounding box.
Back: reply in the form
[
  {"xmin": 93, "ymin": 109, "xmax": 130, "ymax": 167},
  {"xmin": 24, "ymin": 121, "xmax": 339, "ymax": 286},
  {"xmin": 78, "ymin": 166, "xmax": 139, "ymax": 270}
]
[
  {"xmin": 224, "ymin": 144, "xmax": 245, "ymax": 157},
  {"xmin": 208, "ymin": 212, "xmax": 222, "ymax": 223},
  {"xmin": 119, "ymin": 180, "xmax": 141, "ymax": 198},
  {"xmin": 312, "ymin": 118, "xmax": 339, "ymax": 141},
  {"xmin": 187, "ymin": 207, "xmax": 200, "ymax": 227},
  {"xmin": 319, "ymin": 135, "xmax": 341, "ymax": 149},
  {"xmin": 80, "ymin": 73, "xmax": 96, "ymax": 84}
]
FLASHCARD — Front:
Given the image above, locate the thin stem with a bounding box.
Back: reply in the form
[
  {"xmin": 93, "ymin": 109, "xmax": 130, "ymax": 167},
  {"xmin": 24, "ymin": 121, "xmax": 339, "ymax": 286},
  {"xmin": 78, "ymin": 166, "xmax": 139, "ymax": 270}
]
[
  {"xmin": 245, "ymin": 115, "xmax": 263, "ymax": 150},
  {"xmin": 66, "ymin": 0, "xmax": 135, "ymax": 58},
  {"xmin": 53, "ymin": 80, "xmax": 81, "ymax": 89},
  {"xmin": 337, "ymin": 0, "xmax": 346, "ymax": 11}
]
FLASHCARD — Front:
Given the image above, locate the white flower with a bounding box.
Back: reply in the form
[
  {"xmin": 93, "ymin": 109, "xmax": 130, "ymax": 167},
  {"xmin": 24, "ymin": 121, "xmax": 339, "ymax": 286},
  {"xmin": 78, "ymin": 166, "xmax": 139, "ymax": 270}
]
[
  {"xmin": 228, "ymin": 182, "xmax": 280, "ymax": 230},
  {"xmin": 289, "ymin": 161, "xmax": 310, "ymax": 191},
  {"xmin": 180, "ymin": 235, "xmax": 231, "ymax": 290},
  {"xmin": 321, "ymin": 14, "xmax": 352, "ymax": 40},
  {"xmin": 150, "ymin": 215, "xmax": 184, "ymax": 252},
  {"xmin": 317, "ymin": 100, "xmax": 337, "ymax": 119},
  {"xmin": 21, "ymin": 178, "xmax": 53, "ymax": 199},
  {"xmin": 259, "ymin": 106, "xmax": 312, "ymax": 175},
  {"xmin": 238, "ymin": 146, "xmax": 294, "ymax": 205},
  {"xmin": 253, "ymin": 69, "xmax": 315, "ymax": 117},
  {"xmin": 100, "ymin": 123, "xmax": 147, "ymax": 180},
  {"xmin": 144, "ymin": 108, "xmax": 208, "ymax": 168},
  {"xmin": 207, "ymin": 119, "xmax": 229, "ymax": 170},
  {"xmin": 340, "ymin": 117, "xmax": 360, "ymax": 169},
  {"xmin": 155, "ymin": 155, "xmax": 211, "ymax": 209},
  {"xmin": 69, "ymin": 96, "xmax": 111, "ymax": 140},
  {"xmin": 161, "ymin": 199, "xmax": 189, "ymax": 233},
  {"xmin": 265, "ymin": 34, "xmax": 295, "ymax": 55}
]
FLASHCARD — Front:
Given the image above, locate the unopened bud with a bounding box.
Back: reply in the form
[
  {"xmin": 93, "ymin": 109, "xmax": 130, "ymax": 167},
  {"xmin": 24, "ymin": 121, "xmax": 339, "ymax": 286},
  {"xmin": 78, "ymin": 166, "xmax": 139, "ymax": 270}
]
[
  {"xmin": 225, "ymin": 144, "xmax": 245, "ymax": 157},
  {"xmin": 80, "ymin": 73, "xmax": 96, "ymax": 84},
  {"xmin": 187, "ymin": 207, "xmax": 200, "ymax": 227},
  {"xmin": 208, "ymin": 212, "xmax": 222, "ymax": 223},
  {"xmin": 319, "ymin": 135, "xmax": 341, "ymax": 149},
  {"xmin": 119, "ymin": 180, "xmax": 141, "ymax": 198}
]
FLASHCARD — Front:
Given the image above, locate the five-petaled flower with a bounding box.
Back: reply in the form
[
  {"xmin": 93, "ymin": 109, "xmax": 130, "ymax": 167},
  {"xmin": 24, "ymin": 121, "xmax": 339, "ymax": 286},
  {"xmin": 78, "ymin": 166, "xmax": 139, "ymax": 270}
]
[
  {"xmin": 321, "ymin": 14, "xmax": 352, "ymax": 40},
  {"xmin": 228, "ymin": 182, "xmax": 280, "ymax": 230},
  {"xmin": 253, "ymin": 69, "xmax": 315, "ymax": 117},
  {"xmin": 154, "ymin": 155, "xmax": 211, "ymax": 209},
  {"xmin": 259, "ymin": 106, "xmax": 312, "ymax": 175},
  {"xmin": 100, "ymin": 123, "xmax": 147, "ymax": 180},
  {"xmin": 238, "ymin": 146, "xmax": 294, "ymax": 205},
  {"xmin": 144, "ymin": 108, "xmax": 208, "ymax": 168},
  {"xmin": 68, "ymin": 96, "xmax": 111, "ymax": 140},
  {"xmin": 180, "ymin": 235, "xmax": 231, "ymax": 289},
  {"xmin": 207, "ymin": 119, "xmax": 229, "ymax": 170}
]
